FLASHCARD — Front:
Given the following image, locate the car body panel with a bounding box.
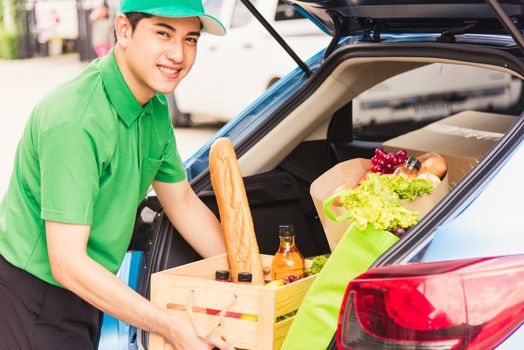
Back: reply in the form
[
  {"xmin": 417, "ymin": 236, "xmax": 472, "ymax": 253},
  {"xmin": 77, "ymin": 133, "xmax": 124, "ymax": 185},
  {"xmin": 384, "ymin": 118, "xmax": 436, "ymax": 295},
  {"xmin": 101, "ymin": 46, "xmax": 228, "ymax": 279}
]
[{"xmin": 98, "ymin": 251, "xmax": 142, "ymax": 350}]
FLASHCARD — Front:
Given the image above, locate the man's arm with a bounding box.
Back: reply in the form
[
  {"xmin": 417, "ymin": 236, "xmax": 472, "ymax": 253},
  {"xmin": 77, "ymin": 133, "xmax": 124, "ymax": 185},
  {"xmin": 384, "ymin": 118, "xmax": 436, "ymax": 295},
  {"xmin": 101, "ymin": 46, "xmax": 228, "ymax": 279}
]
[
  {"xmin": 152, "ymin": 179, "xmax": 226, "ymax": 258},
  {"xmin": 46, "ymin": 221, "xmax": 232, "ymax": 350}
]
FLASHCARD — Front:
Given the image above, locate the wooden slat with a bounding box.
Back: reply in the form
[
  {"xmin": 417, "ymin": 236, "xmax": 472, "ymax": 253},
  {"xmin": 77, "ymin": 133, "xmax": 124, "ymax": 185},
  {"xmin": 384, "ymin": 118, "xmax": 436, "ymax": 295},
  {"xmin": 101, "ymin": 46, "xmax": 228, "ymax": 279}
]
[
  {"xmin": 274, "ymin": 275, "xmax": 316, "ymax": 317},
  {"xmin": 257, "ymin": 288, "xmax": 276, "ymax": 350},
  {"xmin": 160, "ymin": 277, "xmax": 261, "ymax": 315},
  {"xmin": 172, "ymin": 310, "xmax": 259, "ymax": 349},
  {"xmin": 150, "ymin": 273, "xmax": 170, "ymax": 350},
  {"xmin": 273, "ymin": 316, "xmax": 296, "ymax": 349}
]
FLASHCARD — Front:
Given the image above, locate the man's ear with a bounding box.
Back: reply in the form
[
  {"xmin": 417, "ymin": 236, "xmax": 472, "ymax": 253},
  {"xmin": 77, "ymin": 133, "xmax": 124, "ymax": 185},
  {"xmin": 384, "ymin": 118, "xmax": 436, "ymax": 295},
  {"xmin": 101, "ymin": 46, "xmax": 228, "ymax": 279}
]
[{"xmin": 114, "ymin": 14, "xmax": 133, "ymax": 48}]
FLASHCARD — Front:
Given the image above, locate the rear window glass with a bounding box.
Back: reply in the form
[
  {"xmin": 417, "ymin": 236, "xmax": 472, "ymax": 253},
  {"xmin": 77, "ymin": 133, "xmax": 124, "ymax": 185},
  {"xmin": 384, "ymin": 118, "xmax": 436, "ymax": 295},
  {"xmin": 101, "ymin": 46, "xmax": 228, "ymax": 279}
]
[{"xmin": 352, "ymin": 63, "xmax": 524, "ymax": 142}]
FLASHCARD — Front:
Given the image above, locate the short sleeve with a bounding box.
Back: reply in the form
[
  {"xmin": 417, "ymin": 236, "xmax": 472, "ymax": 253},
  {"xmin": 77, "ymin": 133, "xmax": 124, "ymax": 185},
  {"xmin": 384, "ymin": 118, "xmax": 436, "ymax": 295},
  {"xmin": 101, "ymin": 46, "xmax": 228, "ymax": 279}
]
[
  {"xmin": 39, "ymin": 123, "xmax": 100, "ymax": 225},
  {"xmin": 155, "ymin": 130, "xmax": 187, "ymax": 183}
]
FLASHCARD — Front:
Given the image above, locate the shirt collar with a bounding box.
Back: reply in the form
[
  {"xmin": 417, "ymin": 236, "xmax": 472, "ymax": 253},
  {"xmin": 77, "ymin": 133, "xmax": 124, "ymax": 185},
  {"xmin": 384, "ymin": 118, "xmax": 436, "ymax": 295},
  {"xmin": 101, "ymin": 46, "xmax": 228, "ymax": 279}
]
[{"xmin": 99, "ymin": 49, "xmax": 149, "ymax": 127}]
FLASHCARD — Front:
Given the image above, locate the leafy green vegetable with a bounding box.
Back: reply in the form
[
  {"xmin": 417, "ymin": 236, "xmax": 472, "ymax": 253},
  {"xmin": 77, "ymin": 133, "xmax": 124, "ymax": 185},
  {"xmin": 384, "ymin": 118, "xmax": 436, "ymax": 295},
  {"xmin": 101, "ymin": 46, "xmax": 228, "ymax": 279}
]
[
  {"xmin": 305, "ymin": 255, "xmax": 328, "ymax": 275},
  {"xmin": 335, "ymin": 174, "xmax": 433, "ymax": 231},
  {"xmin": 359, "ymin": 173, "xmax": 434, "ymax": 200}
]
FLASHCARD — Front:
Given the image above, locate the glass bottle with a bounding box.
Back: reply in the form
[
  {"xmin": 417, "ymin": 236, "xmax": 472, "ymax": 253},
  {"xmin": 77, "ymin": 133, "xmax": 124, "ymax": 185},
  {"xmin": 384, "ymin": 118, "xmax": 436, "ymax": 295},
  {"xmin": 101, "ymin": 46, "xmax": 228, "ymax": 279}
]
[
  {"xmin": 393, "ymin": 156, "xmax": 421, "ymax": 178},
  {"xmin": 215, "ymin": 270, "xmax": 231, "ymax": 282},
  {"xmin": 270, "ymin": 224, "xmax": 305, "ymax": 281},
  {"xmin": 237, "ymin": 272, "xmax": 252, "ymax": 284}
]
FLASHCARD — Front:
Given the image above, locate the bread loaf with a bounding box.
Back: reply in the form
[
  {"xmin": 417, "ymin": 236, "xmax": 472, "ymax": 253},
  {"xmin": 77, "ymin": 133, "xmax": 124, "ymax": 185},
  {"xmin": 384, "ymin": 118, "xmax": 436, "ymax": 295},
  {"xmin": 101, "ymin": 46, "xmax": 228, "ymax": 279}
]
[{"xmin": 209, "ymin": 138, "xmax": 265, "ymax": 285}]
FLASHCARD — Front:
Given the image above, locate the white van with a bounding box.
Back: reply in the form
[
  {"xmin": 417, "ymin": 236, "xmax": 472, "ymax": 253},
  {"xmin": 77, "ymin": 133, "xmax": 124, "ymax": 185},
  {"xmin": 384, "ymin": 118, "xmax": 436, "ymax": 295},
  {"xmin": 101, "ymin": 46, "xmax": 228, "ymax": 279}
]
[{"xmin": 170, "ymin": 0, "xmax": 331, "ymax": 126}]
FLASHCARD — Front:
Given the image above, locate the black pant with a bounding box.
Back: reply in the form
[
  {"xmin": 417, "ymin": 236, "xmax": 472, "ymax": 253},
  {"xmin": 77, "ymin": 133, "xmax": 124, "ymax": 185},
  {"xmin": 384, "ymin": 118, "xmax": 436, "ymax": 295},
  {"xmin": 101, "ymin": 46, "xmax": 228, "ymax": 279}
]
[{"xmin": 0, "ymin": 254, "xmax": 103, "ymax": 350}]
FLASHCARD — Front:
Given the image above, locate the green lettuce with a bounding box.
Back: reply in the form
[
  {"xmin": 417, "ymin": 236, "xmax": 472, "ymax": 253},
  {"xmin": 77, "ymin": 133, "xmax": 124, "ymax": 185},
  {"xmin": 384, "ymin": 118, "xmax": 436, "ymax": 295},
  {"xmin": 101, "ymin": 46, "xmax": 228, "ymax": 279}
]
[
  {"xmin": 336, "ymin": 174, "xmax": 433, "ymax": 231},
  {"xmin": 304, "ymin": 255, "xmax": 328, "ymax": 275}
]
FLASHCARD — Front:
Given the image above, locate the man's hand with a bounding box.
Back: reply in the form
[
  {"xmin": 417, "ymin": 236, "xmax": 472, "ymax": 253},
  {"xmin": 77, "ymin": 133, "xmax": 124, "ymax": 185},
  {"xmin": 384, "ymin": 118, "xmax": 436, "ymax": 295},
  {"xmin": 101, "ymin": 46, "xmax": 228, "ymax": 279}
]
[
  {"xmin": 45, "ymin": 221, "xmax": 233, "ymax": 349},
  {"xmin": 153, "ymin": 179, "xmax": 226, "ymax": 258},
  {"xmin": 164, "ymin": 314, "xmax": 234, "ymax": 350}
]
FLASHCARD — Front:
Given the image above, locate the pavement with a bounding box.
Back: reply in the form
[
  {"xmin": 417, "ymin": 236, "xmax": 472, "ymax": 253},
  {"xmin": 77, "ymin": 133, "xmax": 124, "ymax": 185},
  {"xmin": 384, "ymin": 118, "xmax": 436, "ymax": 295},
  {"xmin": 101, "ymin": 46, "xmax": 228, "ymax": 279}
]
[{"xmin": 0, "ymin": 53, "xmax": 218, "ymax": 197}]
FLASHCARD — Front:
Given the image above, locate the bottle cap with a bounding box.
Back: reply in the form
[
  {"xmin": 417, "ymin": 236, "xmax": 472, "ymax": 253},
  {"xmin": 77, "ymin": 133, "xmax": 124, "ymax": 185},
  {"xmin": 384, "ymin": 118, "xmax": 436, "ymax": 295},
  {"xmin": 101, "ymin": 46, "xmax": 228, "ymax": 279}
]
[
  {"xmin": 238, "ymin": 272, "xmax": 253, "ymax": 282},
  {"xmin": 279, "ymin": 224, "xmax": 295, "ymax": 237},
  {"xmin": 215, "ymin": 270, "xmax": 230, "ymax": 281},
  {"xmin": 406, "ymin": 156, "xmax": 421, "ymax": 170}
]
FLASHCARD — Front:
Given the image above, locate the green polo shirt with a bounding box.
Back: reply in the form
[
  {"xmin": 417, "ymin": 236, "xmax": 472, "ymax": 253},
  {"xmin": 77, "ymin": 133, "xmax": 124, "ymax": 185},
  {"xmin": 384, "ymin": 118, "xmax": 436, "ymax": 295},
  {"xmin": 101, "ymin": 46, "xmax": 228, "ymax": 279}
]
[{"xmin": 0, "ymin": 50, "xmax": 186, "ymax": 286}]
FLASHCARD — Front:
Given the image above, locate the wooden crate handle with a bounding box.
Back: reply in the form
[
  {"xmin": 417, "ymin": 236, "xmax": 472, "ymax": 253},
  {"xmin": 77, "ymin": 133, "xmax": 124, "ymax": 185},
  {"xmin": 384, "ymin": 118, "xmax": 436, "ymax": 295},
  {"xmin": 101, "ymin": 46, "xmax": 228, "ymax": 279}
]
[{"xmin": 186, "ymin": 290, "xmax": 238, "ymax": 340}]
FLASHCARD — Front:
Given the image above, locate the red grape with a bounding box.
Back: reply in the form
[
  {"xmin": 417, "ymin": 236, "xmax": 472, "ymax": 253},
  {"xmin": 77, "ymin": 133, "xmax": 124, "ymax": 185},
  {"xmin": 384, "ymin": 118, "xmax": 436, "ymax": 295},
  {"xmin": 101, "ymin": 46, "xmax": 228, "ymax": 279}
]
[
  {"xmin": 372, "ymin": 148, "xmax": 411, "ymax": 174},
  {"xmin": 394, "ymin": 227, "xmax": 407, "ymax": 237},
  {"xmin": 287, "ymin": 275, "xmax": 298, "ymax": 283},
  {"xmin": 397, "ymin": 150, "xmax": 407, "ymax": 159}
]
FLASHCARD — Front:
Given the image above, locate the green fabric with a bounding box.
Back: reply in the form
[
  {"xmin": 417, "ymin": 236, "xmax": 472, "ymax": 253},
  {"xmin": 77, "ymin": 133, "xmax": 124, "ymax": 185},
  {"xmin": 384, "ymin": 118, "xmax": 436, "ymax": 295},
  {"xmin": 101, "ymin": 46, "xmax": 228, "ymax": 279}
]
[
  {"xmin": 119, "ymin": 0, "xmax": 226, "ymax": 36},
  {"xmin": 282, "ymin": 223, "xmax": 399, "ymax": 350},
  {"xmin": 0, "ymin": 50, "xmax": 186, "ymax": 287}
]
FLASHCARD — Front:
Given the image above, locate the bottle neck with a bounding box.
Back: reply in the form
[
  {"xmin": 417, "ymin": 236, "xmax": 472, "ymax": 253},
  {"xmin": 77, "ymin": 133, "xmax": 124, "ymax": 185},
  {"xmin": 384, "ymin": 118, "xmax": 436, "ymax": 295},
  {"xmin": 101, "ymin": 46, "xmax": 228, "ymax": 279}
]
[{"xmin": 279, "ymin": 235, "xmax": 295, "ymax": 248}]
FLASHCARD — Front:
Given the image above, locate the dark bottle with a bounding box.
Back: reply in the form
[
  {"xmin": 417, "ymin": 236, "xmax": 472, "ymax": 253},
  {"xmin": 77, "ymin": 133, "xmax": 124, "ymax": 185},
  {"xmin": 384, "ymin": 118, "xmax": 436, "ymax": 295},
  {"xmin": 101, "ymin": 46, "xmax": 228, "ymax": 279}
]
[
  {"xmin": 215, "ymin": 270, "xmax": 231, "ymax": 282},
  {"xmin": 270, "ymin": 224, "xmax": 304, "ymax": 281},
  {"xmin": 394, "ymin": 156, "xmax": 421, "ymax": 178},
  {"xmin": 237, "ymin": 272, "xmax": 253, "ymax": 285}
]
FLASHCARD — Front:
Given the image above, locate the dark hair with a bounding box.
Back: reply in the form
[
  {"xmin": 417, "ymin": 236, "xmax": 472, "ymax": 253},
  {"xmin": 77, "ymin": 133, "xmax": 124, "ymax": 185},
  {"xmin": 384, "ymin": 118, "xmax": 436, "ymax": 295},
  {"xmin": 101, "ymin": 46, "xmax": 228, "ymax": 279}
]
[
  {"xmin": 114, "ymin": 12, "xmax": 152, "ymax": 42},
  {"xmin": 124, "ymin": 12, "xmax": 153, "ymax": 32}
]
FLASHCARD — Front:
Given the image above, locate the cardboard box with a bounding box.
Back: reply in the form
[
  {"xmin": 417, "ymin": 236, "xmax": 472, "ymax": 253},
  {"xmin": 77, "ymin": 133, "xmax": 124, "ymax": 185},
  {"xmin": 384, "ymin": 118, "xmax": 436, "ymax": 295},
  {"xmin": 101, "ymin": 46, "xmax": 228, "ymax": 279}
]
[
  {"xmin": 310, "ymin": 157, "xmax": 448, "ymax": 251},
  {"xmin": 150, "ymin": 254, "xmax": 316, "ymax": 350},
  {"xmin": 384, "ymin": 111, "xmax": 516, "ymax": 187}
]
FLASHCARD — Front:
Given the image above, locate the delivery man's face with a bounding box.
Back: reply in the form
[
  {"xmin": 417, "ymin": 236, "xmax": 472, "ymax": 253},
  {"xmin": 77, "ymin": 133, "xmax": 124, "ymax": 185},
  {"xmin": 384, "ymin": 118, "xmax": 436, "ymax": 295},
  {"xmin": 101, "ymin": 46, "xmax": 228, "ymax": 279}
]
[{"xmin": 116, "ymin": 14, "xmax": 201, "ymax": 102}]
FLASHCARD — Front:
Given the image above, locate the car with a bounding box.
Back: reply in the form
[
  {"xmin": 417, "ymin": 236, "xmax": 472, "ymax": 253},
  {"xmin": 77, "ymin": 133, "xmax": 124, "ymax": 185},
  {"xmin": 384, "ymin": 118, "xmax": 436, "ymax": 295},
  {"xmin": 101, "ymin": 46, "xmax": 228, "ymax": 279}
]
[{"xmin": 99, "ymin": 0, "xmax": 524, "ymax": 349}]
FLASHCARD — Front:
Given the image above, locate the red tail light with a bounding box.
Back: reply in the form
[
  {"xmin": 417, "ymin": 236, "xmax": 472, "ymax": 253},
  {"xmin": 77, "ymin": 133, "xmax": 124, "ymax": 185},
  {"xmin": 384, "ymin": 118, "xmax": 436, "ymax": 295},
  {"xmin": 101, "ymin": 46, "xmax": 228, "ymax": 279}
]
[{"xmin": 337, "ymin": 255, "xmax": 524, "ymax": 350}]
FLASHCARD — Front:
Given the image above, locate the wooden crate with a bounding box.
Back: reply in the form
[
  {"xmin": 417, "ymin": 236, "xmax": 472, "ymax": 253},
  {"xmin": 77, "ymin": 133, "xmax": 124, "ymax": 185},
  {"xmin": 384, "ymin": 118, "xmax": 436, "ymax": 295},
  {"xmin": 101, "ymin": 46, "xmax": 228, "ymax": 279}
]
[{"xmin": 150, "ymin": 254, "xmax": 316, "ymax": 350}]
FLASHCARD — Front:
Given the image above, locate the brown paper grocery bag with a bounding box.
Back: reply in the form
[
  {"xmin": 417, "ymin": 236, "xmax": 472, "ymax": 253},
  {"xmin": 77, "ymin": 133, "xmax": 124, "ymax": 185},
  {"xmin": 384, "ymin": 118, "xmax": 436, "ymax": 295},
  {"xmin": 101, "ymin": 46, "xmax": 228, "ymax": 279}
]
[
  {"xmin": 310, "ymin": 156, "xmax": 449, "ymax": 251},
  {"xmin": 310, "ymin": 158, "xmax": 371, "ymax": 251}
]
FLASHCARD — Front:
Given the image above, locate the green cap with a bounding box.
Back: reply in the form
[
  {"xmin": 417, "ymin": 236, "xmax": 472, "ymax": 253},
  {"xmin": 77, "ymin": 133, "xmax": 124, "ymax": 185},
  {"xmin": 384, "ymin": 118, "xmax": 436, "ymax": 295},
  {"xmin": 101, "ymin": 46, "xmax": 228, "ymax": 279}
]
[{"xmin": 120, "ymin": 0, "xmax": 226, "ymax": 36}]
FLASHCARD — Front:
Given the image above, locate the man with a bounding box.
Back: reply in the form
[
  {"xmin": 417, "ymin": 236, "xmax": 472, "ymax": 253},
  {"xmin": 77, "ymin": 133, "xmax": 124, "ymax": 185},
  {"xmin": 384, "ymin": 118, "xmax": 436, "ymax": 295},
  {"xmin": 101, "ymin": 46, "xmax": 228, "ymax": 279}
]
[{"xmin": 0, "ymin": 0, "xmax": 233, "ymax": 349}]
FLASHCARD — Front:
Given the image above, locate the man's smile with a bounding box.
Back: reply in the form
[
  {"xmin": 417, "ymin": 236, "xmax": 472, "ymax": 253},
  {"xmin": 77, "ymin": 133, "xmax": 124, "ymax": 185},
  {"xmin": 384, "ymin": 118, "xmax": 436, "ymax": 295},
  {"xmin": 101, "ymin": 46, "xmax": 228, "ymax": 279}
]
[{"xmin": 157, "ymin": 64, "xmax": 181, "ymax": 78}]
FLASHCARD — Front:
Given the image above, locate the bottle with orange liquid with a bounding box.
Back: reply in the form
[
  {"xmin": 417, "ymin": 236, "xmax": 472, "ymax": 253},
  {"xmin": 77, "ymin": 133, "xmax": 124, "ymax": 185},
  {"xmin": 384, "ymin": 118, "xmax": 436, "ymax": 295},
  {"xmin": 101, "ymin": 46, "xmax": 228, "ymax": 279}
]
[{"xmin": 270, "ymin": 224, "xmax": 304, "ymax": 281}]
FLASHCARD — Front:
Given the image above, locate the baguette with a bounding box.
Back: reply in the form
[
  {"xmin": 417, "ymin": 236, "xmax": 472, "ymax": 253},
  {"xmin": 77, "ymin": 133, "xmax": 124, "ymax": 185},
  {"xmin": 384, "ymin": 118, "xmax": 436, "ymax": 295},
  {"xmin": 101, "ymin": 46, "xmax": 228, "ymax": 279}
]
[{"xmin": 209, "ymin": 138, "xmax": 265, "ymax": 284}]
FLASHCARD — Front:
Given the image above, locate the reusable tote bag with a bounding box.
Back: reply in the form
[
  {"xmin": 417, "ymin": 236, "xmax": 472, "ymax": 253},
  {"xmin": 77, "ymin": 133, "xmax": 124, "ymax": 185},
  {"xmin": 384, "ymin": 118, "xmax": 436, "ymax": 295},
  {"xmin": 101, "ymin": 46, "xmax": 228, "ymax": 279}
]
[{"xmin": 282, "ymin": 195, "xmax": 399, "ymax": 350}]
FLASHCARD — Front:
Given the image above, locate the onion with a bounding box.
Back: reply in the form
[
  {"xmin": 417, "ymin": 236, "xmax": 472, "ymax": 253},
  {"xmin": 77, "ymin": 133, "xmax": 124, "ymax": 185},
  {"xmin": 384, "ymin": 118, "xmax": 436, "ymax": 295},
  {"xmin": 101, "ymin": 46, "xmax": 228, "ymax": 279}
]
[
  {"xmin": 416, "ymin": 172, "xmax": 441, "ymax": 188},
  {"xmin": 420, "ymin": 157, "xmax": 447, "ymax": 179}
]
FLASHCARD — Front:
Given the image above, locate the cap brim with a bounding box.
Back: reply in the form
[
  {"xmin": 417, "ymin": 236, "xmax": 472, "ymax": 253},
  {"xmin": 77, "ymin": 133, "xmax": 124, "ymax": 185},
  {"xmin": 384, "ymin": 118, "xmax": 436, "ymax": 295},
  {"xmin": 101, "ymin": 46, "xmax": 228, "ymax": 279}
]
[{"xmin": 199, "ymin": 14, "xmax": 226, "ymax": 36}]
